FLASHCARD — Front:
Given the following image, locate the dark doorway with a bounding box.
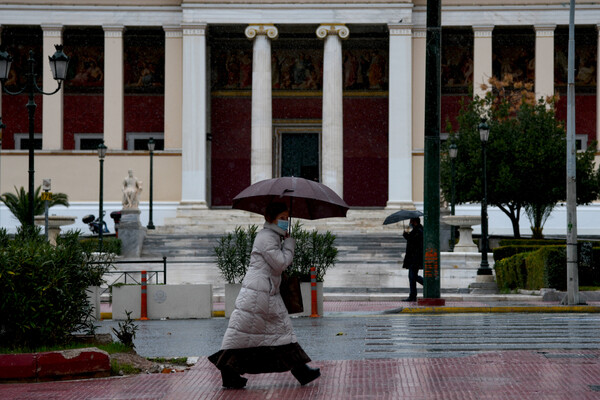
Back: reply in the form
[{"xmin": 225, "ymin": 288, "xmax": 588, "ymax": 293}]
[{"xmin": 281, "ymin": 133, "xmax": 320, "ymax": 181}]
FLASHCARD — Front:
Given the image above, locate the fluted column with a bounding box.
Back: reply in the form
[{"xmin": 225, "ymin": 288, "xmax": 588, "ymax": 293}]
[
  {"xmin": 412, "ymin": 27, "xmax": 426, "ymax": 202},
  {"xmin": 164, "ymin": 25, "xmax": 183, "ymax": 150},
  {"xmin": 535, "ymin": 25, "xmax": 555, "ymax": 102},
  {"xmin": 103, "ymin": 25, "xmax": 124, "ymax": 150},
  {"xmin": 387, "ymin": 24, "xmax": 413, "ymax": 208},
  {"xmin": 317, "ymin": 24, "xmax": 349, "ymax": 198},
  {"xmin": 473, "ymin": 25, "xmax": 494, "ymax": 98},
  {"xmin": 41, "ymin": 24, "xmax": 64, "ymax": 150},
  {"xmin": 181, "ymin": 23, "xmax": 208, "ymax": 207},
  {"xmin": 245, "ymin": 24, "xmax": 278, "ymax": 184}
]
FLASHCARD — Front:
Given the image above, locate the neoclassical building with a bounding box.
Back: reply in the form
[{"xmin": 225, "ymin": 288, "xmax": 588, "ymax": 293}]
[{"xmin": 0, "ymin": 1, "xmax": 599, "ymax": 234}]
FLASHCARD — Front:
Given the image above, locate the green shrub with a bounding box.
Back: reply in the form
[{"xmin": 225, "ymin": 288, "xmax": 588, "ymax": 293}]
[
  {"xmin": 498, "ymin": 239, "xmax": 565, "ymax": 247},
  {"xmin": 0, "ymin": 229, "xmax": 113, "ymax": 349},
  {"xmin": 80, "ymin": 236, "xmax": 122, "ymax": 255},
  {"xmin": 289, "ymin": 221, "xmax": 338, "ymax": 282},
  {"xmin": 214, "ymin": 225, "xmax": 258, "ymax": 284},
  {"xmin": 494, "ymin": 252, "xmax": 528, "ymax": 291},
  {"xmin": 214, "ymin": 222, "xmax": 338, "ymax": 283},
  {"xmin": 493, "ymin": 246, "xmax": 543, "ymax": 262}
]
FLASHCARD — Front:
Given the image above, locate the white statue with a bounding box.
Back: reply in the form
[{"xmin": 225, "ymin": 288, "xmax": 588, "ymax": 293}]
[{"xmin": 122, "ymin": 169, "xmax": 142, "ymax": 209}]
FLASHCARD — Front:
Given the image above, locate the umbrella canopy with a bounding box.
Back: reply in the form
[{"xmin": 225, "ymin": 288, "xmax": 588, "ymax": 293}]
[
  {"xmin": 232, "ymin": 177, "xmax": 349, "ymax": 220},
  {"xmin": 383, "ymin": 209, "xmax": 424, "ymax": 225}
]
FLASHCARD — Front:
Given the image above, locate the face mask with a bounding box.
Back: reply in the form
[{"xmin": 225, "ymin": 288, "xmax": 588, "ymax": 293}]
[{"xmin": 277, "ymin": 219, "xmax": 289, "ymax": 232}]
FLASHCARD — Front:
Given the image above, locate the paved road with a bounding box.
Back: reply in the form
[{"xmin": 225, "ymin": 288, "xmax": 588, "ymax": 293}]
[{"xmin": 97, "ymin": 313, "xmax": 600, "ymax": 360}]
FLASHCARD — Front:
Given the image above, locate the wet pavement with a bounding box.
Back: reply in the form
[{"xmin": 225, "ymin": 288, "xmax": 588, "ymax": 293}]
[{"xmin": 3, "ymin": 301, "xmax": 600, "ymax": 399}]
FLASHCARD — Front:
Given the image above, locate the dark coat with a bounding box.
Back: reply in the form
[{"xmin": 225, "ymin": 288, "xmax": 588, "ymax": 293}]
[{"xmin": 402, "ymin": 224, "xmax": 423, "ymax": 270}]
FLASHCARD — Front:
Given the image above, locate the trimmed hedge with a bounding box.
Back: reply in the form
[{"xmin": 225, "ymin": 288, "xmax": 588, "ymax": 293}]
[{"xmin": 494, "ymin": 245, "xmax": 600, "ymax": 291}]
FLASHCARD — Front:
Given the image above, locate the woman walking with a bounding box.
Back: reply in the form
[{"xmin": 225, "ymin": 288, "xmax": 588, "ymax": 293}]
[{"xmin": 209, "ymin": 202, "xmax": 321, "ymax": 389}]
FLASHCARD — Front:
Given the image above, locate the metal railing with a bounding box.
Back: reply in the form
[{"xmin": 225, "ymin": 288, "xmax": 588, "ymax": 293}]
[{"xmin": 91, "ymin": 256, "xmax": 167, "ymax": 296}]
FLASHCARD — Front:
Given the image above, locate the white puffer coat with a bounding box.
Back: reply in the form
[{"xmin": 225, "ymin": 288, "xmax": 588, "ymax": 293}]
[{"xmin": 220, "ymin": 222, "xmax": 297, "ymax": 350}]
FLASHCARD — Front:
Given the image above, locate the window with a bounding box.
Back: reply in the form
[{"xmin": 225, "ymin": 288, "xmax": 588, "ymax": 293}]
[
  {"xmin": 74, "ymin": 133, "xmax": 104, "ymax": 150},
  {"xmin": 576, "ymin": 134, "xmax": 588, "ymax": 151},
  {"xmin": 14, "ymin": 133, "xmax": 42, "ymax": 150},
  {"xmin": 126, "ymin": 132, "xmax": 164, "ymax": 150},
  {"xmin": 273, "ymin": 122, "xmax": 321, "ymax": 181}
]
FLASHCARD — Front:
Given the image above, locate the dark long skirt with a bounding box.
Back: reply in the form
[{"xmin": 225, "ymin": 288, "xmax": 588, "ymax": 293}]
[{"xmin": 208, "ymin": 343, "xmax": 311, "ymax": 374}]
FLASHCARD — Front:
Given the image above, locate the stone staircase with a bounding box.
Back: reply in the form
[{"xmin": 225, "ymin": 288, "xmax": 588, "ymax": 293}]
[{"xmin": 139, "ymin": 230, "xmax": 407, "ymax": 289}]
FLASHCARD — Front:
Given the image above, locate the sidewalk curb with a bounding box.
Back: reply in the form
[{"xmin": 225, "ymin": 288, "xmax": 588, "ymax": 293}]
[{"xmin": 389, "ymin": 305, "xmax": 600, "ymax": 314}]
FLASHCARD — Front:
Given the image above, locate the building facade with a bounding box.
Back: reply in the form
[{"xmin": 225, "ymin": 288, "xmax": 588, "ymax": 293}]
[{"xmin": 0, "ymin": 0, "xmax": 599, "ymax": 234}]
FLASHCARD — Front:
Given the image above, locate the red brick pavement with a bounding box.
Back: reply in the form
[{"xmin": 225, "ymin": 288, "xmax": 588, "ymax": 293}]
[{"xmin": 2, "ymin": 350, "xmax": 600, "ymax": 399}]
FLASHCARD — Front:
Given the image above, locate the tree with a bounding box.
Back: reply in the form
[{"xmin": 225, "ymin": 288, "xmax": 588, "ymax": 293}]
[
  {"xmin": 1, "ymin": 186, "xmax": 69, "ymax": 226},
  {"xmin": 441, "ymin": 75, "xmax": 599, "ymax": 238}
]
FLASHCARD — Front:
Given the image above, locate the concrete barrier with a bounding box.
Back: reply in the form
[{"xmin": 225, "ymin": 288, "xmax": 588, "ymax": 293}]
[
  {"xmin": 224, "ymin": 282, "xmax": 323, "ymax": 318},
  {"xmin": 112, "ymin": 284, "xmax": 212, "ymax": 320}
]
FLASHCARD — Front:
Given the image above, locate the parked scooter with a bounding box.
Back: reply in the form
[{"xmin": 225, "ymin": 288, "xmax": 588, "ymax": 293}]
[
  {"xmin": 110, "ymin": 211, "xmax": 122, "ymax": 237},
  {"xmin": 82, "ymin": 213, "xmax": 109, "ymax": 235}
]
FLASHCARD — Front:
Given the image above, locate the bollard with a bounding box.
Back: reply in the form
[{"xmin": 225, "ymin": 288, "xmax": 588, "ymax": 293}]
[
  {"xmin": 140, "ymin": 270, "xmax": 148, "ymax": 320},
  {"xmin": 310, "ymin": 266, "xmax": 319, "ymax": 317}
]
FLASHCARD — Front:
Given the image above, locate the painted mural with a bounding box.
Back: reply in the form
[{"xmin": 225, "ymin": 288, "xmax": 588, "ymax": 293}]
[
  {"xmin": 492, "ymin": 29, "xmax": 535, "ymax": 85},
  {"xmin": 211, "ymin": 47, "xmax": 388, "ymax": 91},
  {"xmin": 555, "ymin": 27, "xmax": 597, "ymax": 90},
  {"xmin": 0, "ymin": 28, "xmax": 43, "ymax": 90},
  {"xmin": 124, "ymin": 30, "xmax": 165, "ymax": 94},
  {"xmin": 64, "ymin": 28, "xmax": 104, "ymax": 94},
  {"xmin": 441, "ymin": 30, "xmax": 473, "ymax": 93}
]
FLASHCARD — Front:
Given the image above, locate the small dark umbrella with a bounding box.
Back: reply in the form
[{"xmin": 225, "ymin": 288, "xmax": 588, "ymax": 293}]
[
  {"xmin": 383, "ymin": 209, "xmax": 424, "ymax": 225},
  {"xmin": 232, "ymin": 176, "xmax": 349, "ymax": 220}
]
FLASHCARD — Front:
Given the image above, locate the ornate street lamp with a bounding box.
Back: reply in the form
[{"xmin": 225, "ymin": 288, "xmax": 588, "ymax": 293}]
[
  {"xmin": 449, "ymin": 142, "xmax": 458, "ymax": 251},
  {"xmin": 147, "ymin": 137, "xmax": 155, "ymax": 230},
  {"xmin": 97, "ymin": 141, "xmax": 107, "ymax": 252},
  {"xmin": 478, "ymin": 120, "xmax": 492, "ymax": 275},
  {"xmin": 0, "ymin": 45, "xmax": 69, "ymax": 227}
]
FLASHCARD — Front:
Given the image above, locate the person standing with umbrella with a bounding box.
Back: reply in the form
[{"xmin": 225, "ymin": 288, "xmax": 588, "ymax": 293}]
[
  {"xmin": 402, "ymin": 217, "xmax": 424, "ymax": 302},
  {"xmin": 209, "ymin": 202, "xmax": 321, "ymax": 389}
]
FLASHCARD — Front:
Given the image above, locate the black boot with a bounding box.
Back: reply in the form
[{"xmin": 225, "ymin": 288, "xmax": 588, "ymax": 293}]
[
  {"xmin": 221, "ymin": 369, "xmax": 247, "ymax": 389},
  {"xmin": 291, "ymin": 364, "xmax": 321, "ymax": 386}
]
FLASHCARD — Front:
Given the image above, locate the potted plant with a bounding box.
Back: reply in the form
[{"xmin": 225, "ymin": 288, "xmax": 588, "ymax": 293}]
[
  {"xmin": 214, "ymin": 222, "xmax": 338, "ymax": 317},
  {"xmin": 287, "ymin": 221, "xmax": 338, "ymax": 316},
  {"xmin": 214, "ymin": 225, "xmax": 258, "ymax": 317}
]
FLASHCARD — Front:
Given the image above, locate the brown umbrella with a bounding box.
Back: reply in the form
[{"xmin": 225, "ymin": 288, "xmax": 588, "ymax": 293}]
[{"xmin": 232, "ymin": 176, "xmax": 349, "ymax": 220}]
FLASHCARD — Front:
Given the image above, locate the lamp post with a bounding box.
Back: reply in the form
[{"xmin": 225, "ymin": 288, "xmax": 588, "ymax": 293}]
[
  {"xmin": 0, "ymin": 45, "xmax": 69, "ymax": 227},
  {"xmin": 97, "ymin": 141, "xmax": 107, "ymax": 252},
  {"xmin": 147, "ymin": 137, "xmax": 155, "ymax": 230},
  {"xmin": 478, "ymin": 120, "xmax": 492, "ymax": 275},
  {"xmin": 449, "ymin": 142, "xmax": 458, "ymax": 251}
]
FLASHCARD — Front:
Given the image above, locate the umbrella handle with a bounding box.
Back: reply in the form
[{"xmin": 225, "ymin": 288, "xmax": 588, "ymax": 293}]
[{"xmin": 288, "ymin": 198, "xmax": 293, "ymax": 235}]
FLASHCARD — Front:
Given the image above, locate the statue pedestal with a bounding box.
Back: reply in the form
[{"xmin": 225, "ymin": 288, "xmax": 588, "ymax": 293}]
[{"xmin": 119, "ymin": 209, "xmax": 146, "ymax": 258}]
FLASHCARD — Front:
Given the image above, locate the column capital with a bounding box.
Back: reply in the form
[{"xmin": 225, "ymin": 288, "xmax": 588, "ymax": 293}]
[
  {"xmin": 534, "ymin": 24, "xmax": 556, "ymax": 37},
  {"xmin": 41, "ymin": 24, "xmax": 63, "ymax": 37},
  {"xmin": 245, "ymin": 24, "xmax": 278, "ymax": 40},
  {"xmin": 388, "ymin": 24, "xmax": 412, "ymax": 36},
  {"xmin": 103, "ymin": 25, "xmax": 124, "ymax": 38},
  {"xmin": 316, "ymin": 24, "xmax": 349, "ymax": 40},
  {"xmin": 412, "ymin": 26, "xmax": 427, "ymax": 39},
  {"xmin": 473, "ymin": 25, "xmax": 494, "ymax": 37},
  {"xmin": 163, "ymin": 25, "xmax": 183, "ymax": 38},
  {"xmin": 182, "ymin": 23, "xmax": 207, "ymax": 36}
]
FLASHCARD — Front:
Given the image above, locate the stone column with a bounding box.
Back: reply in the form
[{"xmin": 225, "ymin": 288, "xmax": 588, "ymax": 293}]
[
  {"xmin": 103, "ymin": 25, "xmax": 124, "ymax": 150},
  {"xmin": 411, "ymin": 27, "xmax": 426, "ymax": 202},
  {"xmin": 181, "ymin": 23, "xmax": 208, "ymax": 208},
  {"xmin": 41, "ymin": 24, "xmax": 64, "ymax": 150},
  {"xmin": 317, "ymin": 24, "xmax": 349, "ymax": 198},
  {"xmin": 245, "ymin": 24, "xmax": 278, "ymax": 184},
  {"xmin": 387, "ymin": 24, "xmax": 413, "ymax": 208},
  {"xmin": 534, "ymin": 25, "xmax": 556, "ymax": 102},
  {"xmin": 164, "ymin": 25, "xmax": 183, "ymax": 150},
  {"xmin": 473, "ymin": 25, "xmax": 494, "ymax": 98}
]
